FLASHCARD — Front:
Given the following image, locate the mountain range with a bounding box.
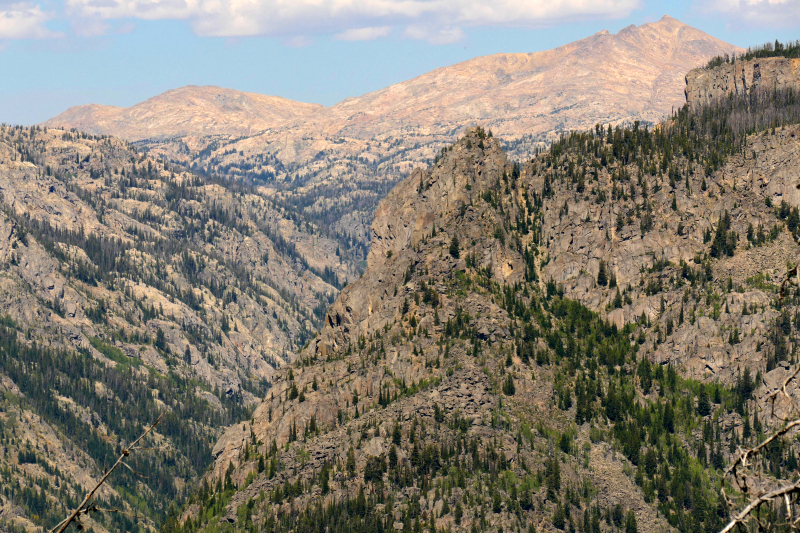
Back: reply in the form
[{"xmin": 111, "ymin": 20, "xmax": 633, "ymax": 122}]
[
  {"xmin": 42, "ymin": 87, "xmax": 323, "ymax": 141},
  {"xmin": 45, "ymin": 16, "xmax": 739, "ymax": 150},
  {"xmin": 4, "ymin": 18, "xmax": 800, "ymax": 533},
  {"xmin": 43, "ymin": 16, "xmax": 742, "ymax": 256}
]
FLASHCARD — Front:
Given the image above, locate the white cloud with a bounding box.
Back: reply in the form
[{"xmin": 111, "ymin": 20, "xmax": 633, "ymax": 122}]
[
  {"xmin": 404, "ymin": 25, "xmax": 464, "ymax": 44},
  {"xmin": 71, "ymin": 15, "xmax": 111, "ymax": 36},
  {"xmin": 64, "ymin": 0, "xmax": 641, "ymax": 42},
  {"xmin": 116, "ymin": 21, "xmax": 136, "ymax": 33},
  {"xmin": 703, "ymin": 0, "xmax": 800, "ymax": 28},
  {"xmin": 285, "ymin": 35, "xmax": 314, "ymax": 47},
  {"xmin": 335, "ymin": 26, "xmax": 391, "ymax": 41},
  {"xmin": 0, "ymin": 2, "xmax": 61, "ymax": 39}
]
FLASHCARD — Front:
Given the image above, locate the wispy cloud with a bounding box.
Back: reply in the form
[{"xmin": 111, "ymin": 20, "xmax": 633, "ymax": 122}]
[
  {"xmin": 404, "ymin": 25, "xmax": 465, "ymax": 45},
  {"xmin": 702, "ymin": 0, "xmax": 800, "ymax": 29},
  {"xmin": 335, "ymin": 26, "xmax": 391, "ymax": 41},
  {"xmin": 70, "ymin": 15, "xmax": 111, "ymax": 37},
  {"xmin": 63, "ymin": 0, "xmax": 641, "ymax": 42},
  {"xmin": 285, "ymin": 35, "xmax": 314, "ymax": 48},
  {"xmin": 0, "ymin": 2, "xmax": 62, "ymax": 39}
]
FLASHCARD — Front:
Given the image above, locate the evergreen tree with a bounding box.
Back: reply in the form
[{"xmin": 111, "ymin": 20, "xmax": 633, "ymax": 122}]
[
  {"xmin": 710, "ymin": 210, "xmax": 736, "ymax": 257},
  {"xmin": 597, "ymin": 260, "xmax": 608, "ymax": 286},
  {"xmin": 449, "ymin": 235, "xmax": 460, "ymax": 258},
  {"xmin": 697, "ymin": 385, "xmax": 710, "ymax": 417},
  {"xmin": 502, "ymin": 375, "xmax": 516, "ymax": 395},
  {"xmin": 546, "ymin": 455, "xmax": 561, "ymax": 499},
  {"xmin": 625, "ymin": 510, "xmax": 638, "ymax": 533},
  {"xmin": 346, "ymin": 446, "xmax": 356, "ymax": 477}
]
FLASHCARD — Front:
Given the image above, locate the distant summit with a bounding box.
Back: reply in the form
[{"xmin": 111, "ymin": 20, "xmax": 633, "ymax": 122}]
[{"xmin": 42, "ymin": 85, "xmax": 323, "ymax": 140}]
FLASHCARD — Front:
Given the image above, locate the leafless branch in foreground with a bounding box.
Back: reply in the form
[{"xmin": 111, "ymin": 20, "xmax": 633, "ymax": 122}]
[
  {"xmin": 721, "ymin": 262, "xmax": 800, "ymax": 532},
  {"xmin": 719, "ymin": 265, "xmax": 800, "ymax": 532},
  {"xmin": 50, "ymin": 412, "xmax": 165, "ymax": 533},
  {"xmin": 722, "ymin": 384, "xmax": 800, "ymax": 532},
  {"xmin": 720, "ymin": 481, "xmax": 800, "ymax": 533}
]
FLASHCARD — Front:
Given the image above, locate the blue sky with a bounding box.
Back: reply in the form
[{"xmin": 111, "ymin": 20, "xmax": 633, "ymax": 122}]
[{"xmin": 1, "ymin": 0, "xmax": 799, "ymax": 125}]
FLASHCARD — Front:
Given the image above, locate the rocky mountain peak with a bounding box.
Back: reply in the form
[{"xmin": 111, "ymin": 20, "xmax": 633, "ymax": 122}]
[
  {"xmin": 368, "ymin": 128, "xmax": 506, "ymax": 270},
  {"xmin": 37, "ymin": 21, "xmax": 744, "ymax": 287},
  {"xmin": 309, "ymin": 127, "xmax": 515, "ymax": 361}
]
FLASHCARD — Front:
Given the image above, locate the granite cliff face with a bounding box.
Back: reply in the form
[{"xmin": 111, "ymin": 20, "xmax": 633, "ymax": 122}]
[
  {"xmin": 686, "ymin": 57, "xmax": 800, "ymax": 108},
  {"xmin": 14, "ymin": 34, "xmax": 800, "ymax": 533},
  {"xmin": 196, "ymin": 131, "xmax": 676, "ymax": 533},
  {"xmin": 535, "ymin": 125, "xmax": 800, "ymax": 394}
]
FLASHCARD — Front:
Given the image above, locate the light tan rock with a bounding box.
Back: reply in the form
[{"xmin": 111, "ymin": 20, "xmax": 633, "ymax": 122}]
[{"xmin": 686, "ymin": 57, "xmax": 800, "ymax": 109}]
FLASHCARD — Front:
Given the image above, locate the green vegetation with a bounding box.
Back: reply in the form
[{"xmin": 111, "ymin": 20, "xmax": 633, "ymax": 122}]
[
  {"xmin": 89, "ymin": 336, "xmax": 141, "ymax": 367},
  {"xmin": 6, "ymin": 45, "xmax": 800, "ymax": 533},
  {"xmin": 0, "ymin": 320, "xmax": 251, "ymax": 532},
  {"xmin": 707, "ymin": 39, "xmax": 800, "ymax": 68},
  {"xmin": 176, "ymin": 271, "xmax": 773, "ymax": 533}
]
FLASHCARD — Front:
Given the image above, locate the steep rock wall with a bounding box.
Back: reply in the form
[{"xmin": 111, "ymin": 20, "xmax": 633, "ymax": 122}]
[{"xmin": 686, "ymin": 57, "xmax": 800, "ymax": 108}]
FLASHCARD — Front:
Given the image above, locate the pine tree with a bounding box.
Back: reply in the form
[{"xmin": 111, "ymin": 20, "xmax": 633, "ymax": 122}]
[
  {"xmin": 697, "ymin": 385, "xmax": 710, "ymax": 417},
  {"xmin": 597, "ymin": 260, "xmax": 608, "ymax": 286},
  {"xmin": 449, "ymin": 235, "xmax": 460, "ymax": 258},
  {"xmin": 502, "ymin": 375, "xmax": 516, "ymax": 395},
  {"xmin": 625, "ymin": 510, "xmax": 638, "ymax": 533},
  {"xmin": 553, "ymin": 502, "xmax": 566, "ymax": 529},
  {"xmin": 710, "ymin": 210, "xmax": 734, "ymax": 258},
  {"xmin": 546, "ymin": 455, "xmax": 561, "ymax": 499},
  {"xmin": 612, "ymin": 289, "xmax": 623, "ymax": 309},
  {"xmin": 346, "ymin": 446, "xmax": 356, "ymax": 477}
]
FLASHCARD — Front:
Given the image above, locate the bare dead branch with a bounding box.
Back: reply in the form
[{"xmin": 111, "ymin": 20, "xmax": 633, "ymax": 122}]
[
  {"xmin": 767, "ymin": 364, "xmax": 800, "ymax": 420},
  {"xmin": 87, "ymin": 505, "xmax": 146, "ymax": 519},
  {"xmin": 779, "ymin": 265, "xmax": 797, "ymax": 301},
  {"xmin": 726, "ymin": 418, "xmax": 800, "ymax": 478},
  {"xmin": 720, "ymin": 480, "xmax": 800, "ymax": 533},
  {"xmin": 119, "ymin": 460, "xmax": 147, "ymax": 480},
  {"xmin": 51, "ymin": 412, "xmax": 165, "ymax": 533}
]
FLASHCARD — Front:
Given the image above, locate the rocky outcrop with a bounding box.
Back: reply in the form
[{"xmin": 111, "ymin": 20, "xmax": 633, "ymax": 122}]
[
  {"xmin": 200, "ymin": 115, "xmax": 800, "ymax": 532},
  {"xmin": 0, "ymin": 126, "xmax": 357, "ymax": 388},
  {"xmin": 536, "ymin": 123, "xmax": 800, "ymax": 387},
  {"xmin": 311, "ymin": 135, "xmax": 518, "ymax": 359},
  {"xmin": 686, "ymin": 57, "xmax": 800, "ymax": 108}
]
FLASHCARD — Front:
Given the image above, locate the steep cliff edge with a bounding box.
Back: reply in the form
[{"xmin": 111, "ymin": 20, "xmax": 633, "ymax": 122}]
[
  {"xmin": 686, "ymin": 57, "xmax": 800, "ymax": 108},
  {"xmin": 311, "ymin": 136, "xmax": 521, "ymax": 361}
]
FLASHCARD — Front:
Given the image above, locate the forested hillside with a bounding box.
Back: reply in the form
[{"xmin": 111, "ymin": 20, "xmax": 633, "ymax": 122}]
[
  {"xmin": 0, "ymin": 126, "xmax": 359, "ymax": 532},
  {"xmin": 186, "ymin": 82, "xmax": 800, "ymax": 533}
]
